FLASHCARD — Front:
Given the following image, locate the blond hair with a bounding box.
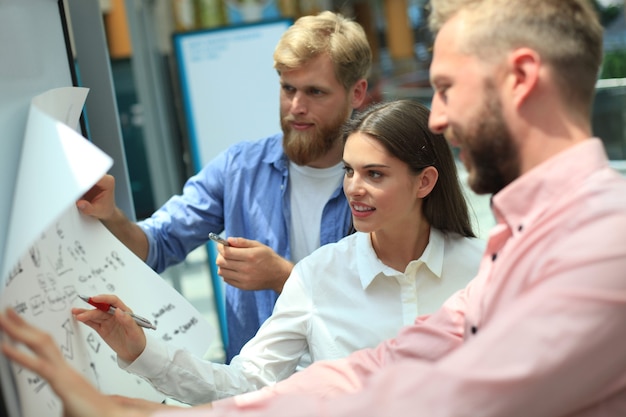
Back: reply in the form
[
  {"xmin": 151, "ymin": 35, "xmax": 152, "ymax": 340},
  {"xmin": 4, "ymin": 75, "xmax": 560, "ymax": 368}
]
[
  {"xmin": 273, "ymin": 11, "xmax": 372, "ymax": 90},
  {"xmin": 428, "ymin": 0, "xmax": 603, "ymax": 113}
]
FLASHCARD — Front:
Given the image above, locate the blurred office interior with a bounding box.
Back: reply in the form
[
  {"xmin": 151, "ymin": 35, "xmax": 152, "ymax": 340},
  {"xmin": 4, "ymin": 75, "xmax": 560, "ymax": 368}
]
[{"xmin": 92, "ymin": 0, "xmax": 625, "ymax": 362}]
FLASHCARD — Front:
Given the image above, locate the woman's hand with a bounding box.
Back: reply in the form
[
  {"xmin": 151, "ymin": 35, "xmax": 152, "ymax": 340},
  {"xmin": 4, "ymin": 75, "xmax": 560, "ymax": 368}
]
[
  {"xmin": 0, "ymin": 308, "xmax": 148, "ymax": 417},
  {"xmin": 72, "ymin": 294, "xmax": 147, "ymax": 363}
]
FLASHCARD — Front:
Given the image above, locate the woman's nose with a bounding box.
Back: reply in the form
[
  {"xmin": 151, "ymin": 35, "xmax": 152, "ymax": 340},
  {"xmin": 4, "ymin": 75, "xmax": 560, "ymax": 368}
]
[{"xmin": 344, "ymin": 175, "xmax": 364, "ymax": 196}]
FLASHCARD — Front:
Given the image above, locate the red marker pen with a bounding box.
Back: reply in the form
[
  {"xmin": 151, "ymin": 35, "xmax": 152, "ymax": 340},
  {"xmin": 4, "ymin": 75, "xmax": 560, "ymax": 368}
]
[{"xmin": 78, "ymin": 295, "xmax": 156, "ymax": 330}]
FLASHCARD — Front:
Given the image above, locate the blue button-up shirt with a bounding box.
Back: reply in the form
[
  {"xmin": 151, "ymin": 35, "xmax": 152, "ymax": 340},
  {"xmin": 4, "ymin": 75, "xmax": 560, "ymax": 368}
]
[{"xmin": 139, "ymin": 133, "xmax": 352, "ymax": 361}]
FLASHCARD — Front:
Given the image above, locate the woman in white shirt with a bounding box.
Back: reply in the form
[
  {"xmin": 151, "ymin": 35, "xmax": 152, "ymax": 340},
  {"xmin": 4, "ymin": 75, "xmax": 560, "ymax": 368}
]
[{"xmin": 3, "ymin": 100, "xmax": 485, "ymax": 408}]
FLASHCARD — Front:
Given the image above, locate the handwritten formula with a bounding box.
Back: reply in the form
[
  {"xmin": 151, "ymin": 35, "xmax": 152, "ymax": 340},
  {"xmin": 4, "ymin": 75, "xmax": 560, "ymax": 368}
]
[{"xmin": 1, "ymin": 206, "xmax": 214, "ymax": 417}]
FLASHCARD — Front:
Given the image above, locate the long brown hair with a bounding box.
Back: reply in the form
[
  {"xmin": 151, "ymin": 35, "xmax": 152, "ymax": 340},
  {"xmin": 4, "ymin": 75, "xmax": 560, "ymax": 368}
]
[{"xmin": 342, "ymin": 99, "xmax": 475, "ymax": 238}]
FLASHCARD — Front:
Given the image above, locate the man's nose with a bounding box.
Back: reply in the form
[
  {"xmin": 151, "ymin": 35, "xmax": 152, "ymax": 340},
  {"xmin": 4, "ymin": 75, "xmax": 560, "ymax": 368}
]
[
  {"xmin": 290, "ymin": 92, "xmax": 308, "ymax": 115},
  {"xmin": 428, "ymin": 95, "xmax": 448, "ymax": 134}
]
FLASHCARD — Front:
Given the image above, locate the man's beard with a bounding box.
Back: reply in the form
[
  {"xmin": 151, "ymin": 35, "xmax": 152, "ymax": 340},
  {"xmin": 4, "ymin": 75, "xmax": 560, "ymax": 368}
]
[
  {"xmin": 281, "ymin": 105, "xmax": 351, "ymax": 166},
  {"xmin": 453, "ymin": 83, "xmax": 520, "ymax": 195}
]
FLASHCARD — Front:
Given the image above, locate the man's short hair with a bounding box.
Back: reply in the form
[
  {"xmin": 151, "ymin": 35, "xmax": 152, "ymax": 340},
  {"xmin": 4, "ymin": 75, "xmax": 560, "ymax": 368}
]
[{"xmin": 274, "ymin": 11, "xmax": 372, "ymax": 91}]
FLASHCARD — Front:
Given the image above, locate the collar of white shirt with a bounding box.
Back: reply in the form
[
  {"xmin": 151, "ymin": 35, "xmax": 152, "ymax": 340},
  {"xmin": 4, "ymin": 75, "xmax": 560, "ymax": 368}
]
[{"xmin": 355, "ymin": 228, "xmax": 444, "ymax": 289}]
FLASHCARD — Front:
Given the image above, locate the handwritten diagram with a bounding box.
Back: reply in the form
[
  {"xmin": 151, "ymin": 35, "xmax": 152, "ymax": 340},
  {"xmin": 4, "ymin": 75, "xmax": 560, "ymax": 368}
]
[{"xmin": 1, "ymin": 205, "xmax": 214, "ymax": 417}]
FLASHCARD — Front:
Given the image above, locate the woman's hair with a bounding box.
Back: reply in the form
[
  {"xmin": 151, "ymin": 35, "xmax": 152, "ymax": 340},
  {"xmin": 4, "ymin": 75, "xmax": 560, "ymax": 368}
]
[
  {"xmin": 273, "ymin": 11, "xmax": 372, "ymax": 91},
  {"xmin": 342, "ymin": 99, "xmax": 476, "ymax": 238}
]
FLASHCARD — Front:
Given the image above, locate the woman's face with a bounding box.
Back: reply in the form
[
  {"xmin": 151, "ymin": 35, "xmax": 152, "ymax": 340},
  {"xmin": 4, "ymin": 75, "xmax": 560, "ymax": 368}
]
[{"xmin": 343, "ymin": 132, "xmax": 423, "ymax": 235}]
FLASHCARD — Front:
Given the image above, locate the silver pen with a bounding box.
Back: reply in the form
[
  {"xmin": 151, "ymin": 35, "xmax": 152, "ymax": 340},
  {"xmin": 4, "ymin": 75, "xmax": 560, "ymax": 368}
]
[{"xmin": 208, "ymin": 232, "xmax": 230, "ymax": 246}]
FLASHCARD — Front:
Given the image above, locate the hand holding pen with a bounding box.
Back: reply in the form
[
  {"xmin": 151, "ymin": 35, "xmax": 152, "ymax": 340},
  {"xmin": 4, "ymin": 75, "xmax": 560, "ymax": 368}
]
[
  {"xmin": 72, "ymin": 294, "xmax": 149, "ymax": 363},
  {"xmin": 78, "ymin": 295, "xmax": 156, "ymax": 330}
]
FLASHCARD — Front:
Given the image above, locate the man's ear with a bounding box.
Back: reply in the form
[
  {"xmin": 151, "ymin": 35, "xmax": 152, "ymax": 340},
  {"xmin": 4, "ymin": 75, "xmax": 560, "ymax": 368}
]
[
  {"xmin": 416, "ymin": 166, "xmax": 439, "ymax": 198},
  {"xmin": 508, "ymin": 47, "xmax": 540, "ymax": 109},
  {"xmin": 351, "ymin": 78, "xmax": 369, "ymax": 109}
]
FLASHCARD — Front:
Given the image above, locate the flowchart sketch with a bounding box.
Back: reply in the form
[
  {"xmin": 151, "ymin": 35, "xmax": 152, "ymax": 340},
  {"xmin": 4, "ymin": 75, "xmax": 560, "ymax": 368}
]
[{"xmin": 0, "ymin": 87, "xmax": 215, "ymax": 417}]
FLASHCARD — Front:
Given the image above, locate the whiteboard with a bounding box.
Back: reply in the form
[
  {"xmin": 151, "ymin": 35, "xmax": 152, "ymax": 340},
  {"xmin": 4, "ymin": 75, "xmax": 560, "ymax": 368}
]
[{"xmin": 173, "ymin": 19, "xmax": 292, "ymax": 171}]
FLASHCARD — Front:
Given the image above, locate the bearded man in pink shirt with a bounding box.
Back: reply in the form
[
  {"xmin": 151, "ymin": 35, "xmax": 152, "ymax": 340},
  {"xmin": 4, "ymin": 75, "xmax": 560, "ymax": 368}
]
[{"xmin": 2, "ymin": 0, "xmax": 626, "ymax": 416}]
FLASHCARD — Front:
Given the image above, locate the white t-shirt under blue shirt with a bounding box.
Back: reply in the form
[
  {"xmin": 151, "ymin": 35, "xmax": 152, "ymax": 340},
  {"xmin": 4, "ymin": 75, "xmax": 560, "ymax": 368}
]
[{"xmin": 288, "ymin": 161, "xmax": 345, "ymax": 263}]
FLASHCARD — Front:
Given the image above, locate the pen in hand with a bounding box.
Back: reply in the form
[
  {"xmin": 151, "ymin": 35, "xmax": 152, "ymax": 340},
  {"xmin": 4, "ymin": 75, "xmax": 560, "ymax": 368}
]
[
  {"xmin": 208, "ymin": 232, "xmax": 230, "ymax": 246},
  {"xmin": 78, "ymin": 295, "xmax": 157, "ymax": 330}
]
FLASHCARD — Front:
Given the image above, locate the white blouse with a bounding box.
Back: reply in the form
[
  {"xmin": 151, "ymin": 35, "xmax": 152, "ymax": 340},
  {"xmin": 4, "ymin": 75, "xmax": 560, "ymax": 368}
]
[{"xmin": 122, "ymin": 229, "xmax": 485, "ymax": 405}]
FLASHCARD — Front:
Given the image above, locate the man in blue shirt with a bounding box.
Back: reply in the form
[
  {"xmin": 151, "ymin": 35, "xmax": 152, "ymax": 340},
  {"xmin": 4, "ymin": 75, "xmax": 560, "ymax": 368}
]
[{"xmin": 76, "ymin": 11, "xmax": 372, "ymax": 362}]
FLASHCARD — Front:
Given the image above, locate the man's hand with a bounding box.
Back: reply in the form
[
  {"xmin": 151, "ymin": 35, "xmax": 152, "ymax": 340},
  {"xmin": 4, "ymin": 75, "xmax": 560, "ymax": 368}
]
[
  {"xmin": 76, "ymin": 174, "xmax": 117, "ymax": 221},
  {"xmin": 76, "ymin": 175, "xmax": 150, "ymax": 261},
  {"xmin": 215, "ymin": 238, "xmax": 294, "ymax": 293},
  {"xmin": 72, "ymin": 294, "xmax": 147, "ymax": 364}
]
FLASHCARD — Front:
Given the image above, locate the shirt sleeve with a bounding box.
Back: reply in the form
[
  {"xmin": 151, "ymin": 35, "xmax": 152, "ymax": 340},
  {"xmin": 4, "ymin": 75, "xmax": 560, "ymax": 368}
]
[
  {"xmin": 157, "ymin": 208, "xmax": 626, "ymax": 417},
  {"xmin": 206, "ymin": 285, "xmax": 468, "ymax": 411},
  {"xmin": 139, "ymin": 150, "xmax": 230, "ymax": 273},
  {"xmin": 122, "ymin": 264, "xmax": 313, "ymax": 404},
  {"xmin": 319, "ymin": 238, "xmax": 626, "ymax": 417}
]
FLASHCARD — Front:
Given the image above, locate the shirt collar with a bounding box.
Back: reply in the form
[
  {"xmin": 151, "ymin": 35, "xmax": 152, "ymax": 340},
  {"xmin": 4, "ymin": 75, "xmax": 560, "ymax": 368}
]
[
  {"xmin": 492, "ymin": 138, "xmax": 609, "ymax": 233},
  {"xmin": 356, "ymin": 228, "xmax": 446, "ymax": 289},
  {"xmin": 261, "ymin": 133, "xmax": 289, "ymax": 171}
]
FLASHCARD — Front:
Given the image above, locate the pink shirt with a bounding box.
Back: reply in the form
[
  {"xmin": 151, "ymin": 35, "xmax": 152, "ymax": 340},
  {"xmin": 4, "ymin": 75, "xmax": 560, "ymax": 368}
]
[{"xmin": 154, "ymin": 139, "xmax": 626, "ymax": 417}]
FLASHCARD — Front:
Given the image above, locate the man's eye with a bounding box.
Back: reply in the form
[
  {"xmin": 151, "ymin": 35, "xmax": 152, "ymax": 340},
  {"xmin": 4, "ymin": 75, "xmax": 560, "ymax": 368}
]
[{"xmin": 437, "ymin": 86, "xmax": 449, "ymax": 101}]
